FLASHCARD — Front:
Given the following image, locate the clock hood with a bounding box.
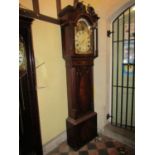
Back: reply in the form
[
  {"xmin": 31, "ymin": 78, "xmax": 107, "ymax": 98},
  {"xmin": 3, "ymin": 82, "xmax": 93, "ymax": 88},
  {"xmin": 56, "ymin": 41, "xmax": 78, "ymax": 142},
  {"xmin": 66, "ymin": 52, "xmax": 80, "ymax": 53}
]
[{"xmin": 58, "ymin": 2, "xmax": 99, "ymax": 26}]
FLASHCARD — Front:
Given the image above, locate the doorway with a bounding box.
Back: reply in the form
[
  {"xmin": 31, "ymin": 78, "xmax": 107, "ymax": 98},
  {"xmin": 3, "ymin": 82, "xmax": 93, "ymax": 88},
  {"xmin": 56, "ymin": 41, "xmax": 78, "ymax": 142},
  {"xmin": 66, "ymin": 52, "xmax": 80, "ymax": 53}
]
[{"xmin": 111, "ymin": 5, "xmax": 135, "ymax": 129}]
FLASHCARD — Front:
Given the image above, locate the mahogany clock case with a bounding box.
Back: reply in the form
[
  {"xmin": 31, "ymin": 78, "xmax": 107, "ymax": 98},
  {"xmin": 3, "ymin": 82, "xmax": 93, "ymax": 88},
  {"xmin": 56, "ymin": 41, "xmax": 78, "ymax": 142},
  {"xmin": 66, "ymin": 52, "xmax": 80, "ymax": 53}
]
[
  {"xmin": 59, "ymin": 2, "xmax": 99, "ymax": 150},
  {"xmin": 59, "ymin": 2, "xmax": 99, "ymax": 59}
]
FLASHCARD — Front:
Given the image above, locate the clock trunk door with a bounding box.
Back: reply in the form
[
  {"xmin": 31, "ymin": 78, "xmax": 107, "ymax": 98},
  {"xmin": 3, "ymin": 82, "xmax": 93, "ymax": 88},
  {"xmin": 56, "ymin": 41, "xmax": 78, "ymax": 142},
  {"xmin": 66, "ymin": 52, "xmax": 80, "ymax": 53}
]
[{"xmin": 77, "ymin": 66, "xmax": 94, "ymax": 116}]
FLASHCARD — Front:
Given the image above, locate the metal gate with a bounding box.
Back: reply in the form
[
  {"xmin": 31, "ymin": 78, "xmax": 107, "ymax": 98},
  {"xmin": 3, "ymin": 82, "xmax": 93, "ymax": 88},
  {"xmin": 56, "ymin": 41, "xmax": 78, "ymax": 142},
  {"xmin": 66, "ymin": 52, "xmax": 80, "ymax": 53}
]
[{"xmin": 111, "ymin": 5, "xmax": 135, "ymax": 129}]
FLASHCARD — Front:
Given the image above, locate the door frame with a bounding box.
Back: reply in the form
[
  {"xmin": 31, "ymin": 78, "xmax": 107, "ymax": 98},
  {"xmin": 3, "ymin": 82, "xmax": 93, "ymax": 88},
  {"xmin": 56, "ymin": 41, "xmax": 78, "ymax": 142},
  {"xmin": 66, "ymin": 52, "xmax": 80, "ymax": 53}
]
[{"xmin": 107, "ymin": 1, "xmax": 135, "ymax": 122}]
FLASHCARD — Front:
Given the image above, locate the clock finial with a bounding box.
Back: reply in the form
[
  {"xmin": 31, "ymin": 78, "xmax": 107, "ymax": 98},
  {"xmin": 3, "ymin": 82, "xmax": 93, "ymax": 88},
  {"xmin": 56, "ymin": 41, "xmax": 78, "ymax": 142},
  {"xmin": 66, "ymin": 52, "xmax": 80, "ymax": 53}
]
[
  {"xmin": 75, "ymin": 1, "xmax": 86, "ymax": 12},
  {"xmin": 87, "ymin": 4, "xmax": 99, "ymax": 22}
]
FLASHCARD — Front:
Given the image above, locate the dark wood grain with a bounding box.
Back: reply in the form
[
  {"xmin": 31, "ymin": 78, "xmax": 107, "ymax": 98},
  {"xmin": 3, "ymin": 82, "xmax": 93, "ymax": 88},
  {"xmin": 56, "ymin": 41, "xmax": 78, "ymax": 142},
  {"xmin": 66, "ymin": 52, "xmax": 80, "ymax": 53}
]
[
  {"xmin": 56, "ymin": 0, "xmax": 61, "ymax": 17},
  {"xmin": 19, "ymin": 8, "xmax": 60, "ymax": 25},
  {"xmin": 32, "ymin": 0, "xmax": 40, "ymax": 14},
  {"xmin": 19, "ymin": 16, "xmax": 43, "ymax": 155},
  {"xmin": 59, "ymin": 2, "xmax": 99, "ymax": 150},
  {"xmin": 67, "ymin": 112, "xmax": 97, "ymax": 150}
]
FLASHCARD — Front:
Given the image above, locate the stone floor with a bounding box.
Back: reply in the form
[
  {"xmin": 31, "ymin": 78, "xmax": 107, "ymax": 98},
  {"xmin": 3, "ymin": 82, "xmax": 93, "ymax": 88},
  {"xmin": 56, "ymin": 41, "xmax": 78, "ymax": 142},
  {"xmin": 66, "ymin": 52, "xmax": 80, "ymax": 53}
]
[
  {"xmin": 47, "ymin": 135, "xmax": 134, "ymax": 155},
  {"xmin": 103, "ymin": 124, "xmax": 135, "ymax": 148}
]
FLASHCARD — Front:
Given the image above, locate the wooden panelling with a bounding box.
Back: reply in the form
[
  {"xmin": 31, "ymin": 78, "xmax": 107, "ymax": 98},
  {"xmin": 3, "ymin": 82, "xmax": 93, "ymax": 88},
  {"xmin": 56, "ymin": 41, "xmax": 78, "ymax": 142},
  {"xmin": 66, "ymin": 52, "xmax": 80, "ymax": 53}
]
[
  {"xmin": 32, "ymin": 0, "xmax": 40, "ymax": 14},
  {"xmin": 56, "ymin": 0, "xmax": 61, "ymax": 17},
  {"xmin": 19, "ymin": 9, "xmax": 60, "ymax": 25}
]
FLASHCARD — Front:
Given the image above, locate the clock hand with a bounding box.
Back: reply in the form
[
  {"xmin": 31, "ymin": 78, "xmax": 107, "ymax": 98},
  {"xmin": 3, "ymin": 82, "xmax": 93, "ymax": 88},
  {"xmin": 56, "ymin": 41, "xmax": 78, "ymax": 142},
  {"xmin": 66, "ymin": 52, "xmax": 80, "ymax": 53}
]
[{"xmin": 81, "ymin": 39, "xmax": 85, "ymax": 44}]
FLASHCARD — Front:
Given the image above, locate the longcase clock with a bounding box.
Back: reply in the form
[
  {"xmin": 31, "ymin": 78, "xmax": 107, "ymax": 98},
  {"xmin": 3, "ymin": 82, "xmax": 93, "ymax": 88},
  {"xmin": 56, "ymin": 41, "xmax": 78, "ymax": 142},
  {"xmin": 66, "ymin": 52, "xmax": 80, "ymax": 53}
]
[
  {"xmin": 19, "ymin": 16, "xmax": 43, "ymax": 155},
  {"xmin": 59, "ymin": 2, "xmax": 99, "ymax": 150}
]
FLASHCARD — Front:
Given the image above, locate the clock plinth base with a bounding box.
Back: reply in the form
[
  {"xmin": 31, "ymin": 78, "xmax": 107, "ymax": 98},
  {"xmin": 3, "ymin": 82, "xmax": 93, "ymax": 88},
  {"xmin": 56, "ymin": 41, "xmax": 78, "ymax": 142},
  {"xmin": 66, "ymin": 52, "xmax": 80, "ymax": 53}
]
[{"xmin": 66, "ymin": 112, "xmax": 97, "ymax": 150}]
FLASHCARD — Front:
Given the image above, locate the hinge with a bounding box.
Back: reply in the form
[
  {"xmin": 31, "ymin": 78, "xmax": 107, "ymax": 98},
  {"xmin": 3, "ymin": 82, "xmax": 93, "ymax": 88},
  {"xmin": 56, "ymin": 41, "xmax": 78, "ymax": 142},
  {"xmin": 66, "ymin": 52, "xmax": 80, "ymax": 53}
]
[
  {"xmin": 107, "ymin": 30, "xmax": 114, "ymax": 37},
  {"xmin": 106, "ymin": 113, "xmax": 112, "ymax": 120}
]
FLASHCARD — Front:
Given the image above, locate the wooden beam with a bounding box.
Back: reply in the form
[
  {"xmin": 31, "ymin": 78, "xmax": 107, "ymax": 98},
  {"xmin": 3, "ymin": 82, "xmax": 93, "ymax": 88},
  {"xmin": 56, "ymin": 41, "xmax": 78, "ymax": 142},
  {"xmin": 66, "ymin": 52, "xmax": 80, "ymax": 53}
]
[
  {"xmin": 74, "ymin": 0, "xmax": 79, "ymax": 6},
  {"xmin": 56, "ymin": 0, "xmax": 61, "ymax": 17},
  {"xmin": 39, "ymin": 14, "xmax": 60, "ymax": 25},
  {"xmin": 19, "ymin": 9, "xmax": 60, "ymax": 25},
  {"xmin": 32, "ymin": 0, "xmax": 40, "ymax": 14}
]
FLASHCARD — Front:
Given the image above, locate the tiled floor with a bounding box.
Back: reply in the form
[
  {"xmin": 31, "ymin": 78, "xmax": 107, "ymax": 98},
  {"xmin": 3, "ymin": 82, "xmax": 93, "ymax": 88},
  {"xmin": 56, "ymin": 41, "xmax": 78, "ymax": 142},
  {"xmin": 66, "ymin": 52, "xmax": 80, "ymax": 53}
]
[{"xmin": 47, "ymin": 135, "xmax": 134, "ymax": 155}]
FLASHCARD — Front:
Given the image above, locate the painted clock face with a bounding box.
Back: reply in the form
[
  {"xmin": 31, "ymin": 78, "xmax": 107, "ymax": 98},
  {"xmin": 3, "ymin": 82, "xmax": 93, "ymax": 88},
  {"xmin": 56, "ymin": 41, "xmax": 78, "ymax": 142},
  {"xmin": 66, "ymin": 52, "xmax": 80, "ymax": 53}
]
[
  {"xmin": 19, "ymin": 35, "xmax": 27, "ymax": 75},
  {"xmin": 75, "ymin": 18, "xmax": 93, "ymax": 54}
]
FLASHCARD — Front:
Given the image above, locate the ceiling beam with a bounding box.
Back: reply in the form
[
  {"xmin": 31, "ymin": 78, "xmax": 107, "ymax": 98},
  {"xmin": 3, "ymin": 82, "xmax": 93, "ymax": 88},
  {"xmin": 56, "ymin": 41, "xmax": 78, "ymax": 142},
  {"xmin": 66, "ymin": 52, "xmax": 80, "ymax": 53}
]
[
  {"xmin": 19, "ymin": 9, "xmax": 60, "ymax": 25},
  {"xmin": 56, "ymin": 0, "xmax": 61, "ymax": 17}
]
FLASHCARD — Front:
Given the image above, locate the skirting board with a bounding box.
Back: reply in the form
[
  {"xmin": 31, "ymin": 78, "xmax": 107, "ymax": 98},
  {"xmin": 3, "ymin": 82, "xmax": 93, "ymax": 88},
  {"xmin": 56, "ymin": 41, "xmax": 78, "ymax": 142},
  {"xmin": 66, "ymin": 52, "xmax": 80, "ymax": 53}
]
[{"xmin": 43, "ymin": 131, "xmax": 67, "ymax": 155}]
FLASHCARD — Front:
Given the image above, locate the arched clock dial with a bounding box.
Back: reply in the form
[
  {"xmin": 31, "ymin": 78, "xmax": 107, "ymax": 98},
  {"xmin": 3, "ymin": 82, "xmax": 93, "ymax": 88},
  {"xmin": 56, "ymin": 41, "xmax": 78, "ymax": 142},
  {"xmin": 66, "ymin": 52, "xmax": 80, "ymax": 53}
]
[
  {"xmin": 19, "ymin": 35, "xmax": 27, "ymax": 77},
  {"xmin": 75, "ymin": 18, "xmax": 93, "ymax": 54}
]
